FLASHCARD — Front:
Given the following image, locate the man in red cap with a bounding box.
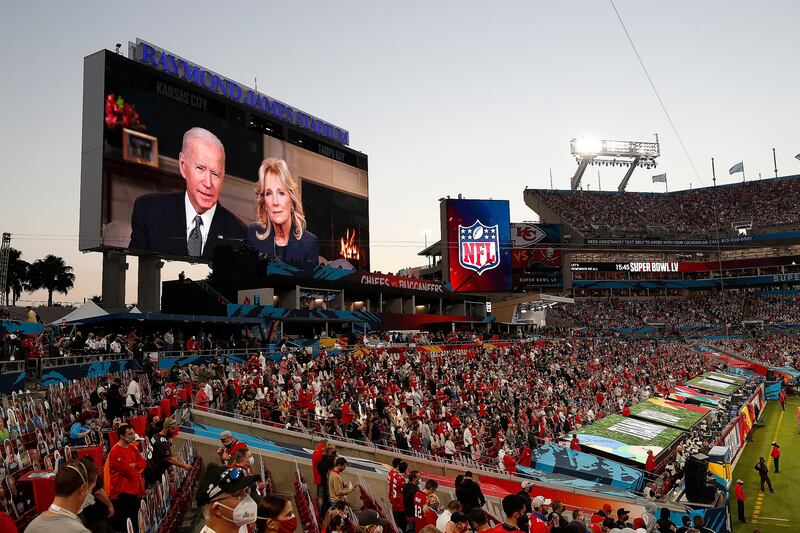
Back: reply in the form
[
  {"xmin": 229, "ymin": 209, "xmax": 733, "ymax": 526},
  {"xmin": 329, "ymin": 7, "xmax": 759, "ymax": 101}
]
[{"xmin": 592, "ymin": 503, "xmax": 613, "ymax": 522}]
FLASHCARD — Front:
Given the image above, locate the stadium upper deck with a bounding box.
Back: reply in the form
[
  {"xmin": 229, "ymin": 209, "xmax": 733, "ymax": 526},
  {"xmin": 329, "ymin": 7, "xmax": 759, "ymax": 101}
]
[{"xmin": 525, "ymin": 174, "xmax": 800, "ymax": 242}]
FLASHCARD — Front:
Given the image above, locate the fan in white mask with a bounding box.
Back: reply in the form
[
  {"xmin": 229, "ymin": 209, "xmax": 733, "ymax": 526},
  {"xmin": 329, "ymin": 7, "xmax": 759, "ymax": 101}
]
[
  {"xmin": 198, "ymin": 464, "xmax": 261, "ymax": 533},
  {"xmin": 26, "ymin": 459, "xmax": 98, "ymax": 533}
]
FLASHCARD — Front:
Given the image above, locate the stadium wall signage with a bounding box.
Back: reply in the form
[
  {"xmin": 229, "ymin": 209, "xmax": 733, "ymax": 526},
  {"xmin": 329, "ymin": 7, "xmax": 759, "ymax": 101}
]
[
  {"xmin": 359, "ymin": 273, "xmax": 445, "ymax": 293},
  {"xmin": 133, "ymin": 38, "xmax": 350, "ymax": 146},
  {"xmin": 586, "ymin": 229, "xmax": 800, "ymax": 247}
]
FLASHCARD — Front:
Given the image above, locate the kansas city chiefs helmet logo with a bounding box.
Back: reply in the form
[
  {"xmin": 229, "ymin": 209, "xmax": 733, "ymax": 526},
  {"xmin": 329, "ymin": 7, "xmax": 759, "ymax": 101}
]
[{"xmin": 458, "ymin": 220, "xmax": 500, "ymax": 275}]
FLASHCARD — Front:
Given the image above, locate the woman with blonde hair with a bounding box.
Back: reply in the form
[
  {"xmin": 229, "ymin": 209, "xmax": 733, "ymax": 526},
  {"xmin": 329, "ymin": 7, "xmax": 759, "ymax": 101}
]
[{"xmin": 247, "ymin": 157, "xmax": 319, "ymax": 265}]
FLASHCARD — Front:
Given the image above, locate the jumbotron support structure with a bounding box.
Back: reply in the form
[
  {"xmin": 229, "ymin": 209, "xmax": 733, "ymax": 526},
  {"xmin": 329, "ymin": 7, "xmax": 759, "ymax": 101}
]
[{"xmin": 570, "ymin": 135, "xmax": 660, "ymax": 192}]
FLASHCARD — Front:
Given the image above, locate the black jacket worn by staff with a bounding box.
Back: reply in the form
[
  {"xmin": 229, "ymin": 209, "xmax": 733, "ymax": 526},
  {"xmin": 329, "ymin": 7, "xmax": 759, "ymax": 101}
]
[
  {"xmin": 456, "ymin": 478, "xmax": 486, "ymax": 512},
  {"xmin": 129, "ymin": 192, "xmax": 247, "ymax": 258}
]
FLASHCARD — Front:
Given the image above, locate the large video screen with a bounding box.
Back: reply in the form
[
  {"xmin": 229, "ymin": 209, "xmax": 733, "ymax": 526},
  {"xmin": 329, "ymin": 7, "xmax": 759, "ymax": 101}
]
[
  {"xmin": 573, "ymin": 413, "xmax": 684, "ymax": 466},
  {"xmin": 511, "ymin": 222, "xmax": 562, "ymax": 288},
  {"xmin": 81, "ymin": 50, "xmax": 369, "ymax": 270},
  {"xmin": 686, "ymin": 374, "xmax": 739, "ymax": 396},
  {"xmin": 443, "ymin": 199, "xmax": 511, "ymax": 292},
  {"xmin": 629, "ymin": 398, "xmax": 709, "ymax": 430}
]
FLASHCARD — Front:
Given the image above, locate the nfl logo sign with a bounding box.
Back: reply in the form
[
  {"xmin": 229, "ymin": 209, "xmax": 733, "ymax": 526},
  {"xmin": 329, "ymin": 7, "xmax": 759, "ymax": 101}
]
[{"xmin": 459, "ymin": 220, "xmax": 500, "ymax": 275}]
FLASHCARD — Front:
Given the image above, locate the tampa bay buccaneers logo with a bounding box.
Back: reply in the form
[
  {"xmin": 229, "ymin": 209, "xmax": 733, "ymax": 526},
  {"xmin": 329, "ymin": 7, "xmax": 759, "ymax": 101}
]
[{"xmin": 458, "ymin": 220, "xmax": 500, "ymax": 275}]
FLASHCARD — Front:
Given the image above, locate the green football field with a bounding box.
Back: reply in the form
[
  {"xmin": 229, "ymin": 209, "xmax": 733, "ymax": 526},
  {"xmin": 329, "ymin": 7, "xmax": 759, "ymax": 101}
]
[{"xmin": 731, "ymin": 396, "xmax": 799, "ymax": 533}]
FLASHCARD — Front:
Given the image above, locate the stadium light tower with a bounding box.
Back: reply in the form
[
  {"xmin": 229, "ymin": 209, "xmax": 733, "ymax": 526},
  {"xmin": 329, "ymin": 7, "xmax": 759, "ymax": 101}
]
[{"xmin": 570, "ymin": 135, "xmax": 660, "ymax": 192}]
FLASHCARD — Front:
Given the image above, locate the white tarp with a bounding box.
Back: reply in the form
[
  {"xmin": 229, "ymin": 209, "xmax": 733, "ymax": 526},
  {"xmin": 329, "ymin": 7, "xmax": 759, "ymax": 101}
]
[{"xmin": 52, "ymin": 300, "xmax": 108, "ymax": 324}]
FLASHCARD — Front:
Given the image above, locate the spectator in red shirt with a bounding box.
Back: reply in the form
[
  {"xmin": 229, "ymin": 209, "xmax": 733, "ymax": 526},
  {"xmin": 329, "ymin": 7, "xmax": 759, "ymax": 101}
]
[
  {"xmin": 312, "ymin": 440, "xmax": 326, "ymax": 486},
  {"xmin": 502, "ymin": 450, "xmax": 517, "ymax": 476},
  {"xmin": 217, "ymin": 430, "xmax": 248, "ymax": 463},
  {"xmin": 412, "ymin": 479, "xmax": 439, "ymax": 531},
  {"xmin": 569, "ymin": 434, "xmax": 581, "ymax": 451},
  {"xmin": 195, "ymin": 381, "xmax": 210, "ymax": 412},
  {"xmin": 645, "ymin": 450, "xmax": 656, "ymax": 473},
  {"xmin": 388, "ymin": 458, "xmax": 408, "ymax": 531},
  {"xmin": 519, "ymin": 445, "xmax": 533, "ymax": 467},
  {"xmin": 107, "ymin": 424, "xmax": 146, "ymax": 532},
  {"xmin": 770, "ymin": 442, "xmax": 781, "ymax": 473}
]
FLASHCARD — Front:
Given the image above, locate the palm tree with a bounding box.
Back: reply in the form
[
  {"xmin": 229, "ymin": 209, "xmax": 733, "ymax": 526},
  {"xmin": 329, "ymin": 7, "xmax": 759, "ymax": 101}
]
[
  {"xmin": 4, "ymin": 248, "xmax": 29, "ymax": 305},
  {"xmin": 27, "ymin": 255, "xmax": 75, "ymax": 307}
]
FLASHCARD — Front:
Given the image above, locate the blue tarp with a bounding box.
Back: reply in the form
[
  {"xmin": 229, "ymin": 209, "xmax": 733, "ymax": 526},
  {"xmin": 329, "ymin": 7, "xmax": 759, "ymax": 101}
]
[
  {"xmin": 764, "ymin": 381, "xmax": 783, "ymax": 400},
  {"xmin": 515, "ymin": 465, "xmax": 638, "ymax": 497},
  {"xmin": 528, "ymin": 443, "xmax": 645, "ymax": 492},
  {"xmin": 0, "ymin": 320, "xmax": 44, "ymax": 335}
]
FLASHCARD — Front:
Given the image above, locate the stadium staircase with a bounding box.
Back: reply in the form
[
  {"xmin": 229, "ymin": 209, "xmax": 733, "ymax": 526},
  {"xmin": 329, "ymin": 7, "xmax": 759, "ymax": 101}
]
[{"xmin": 196, "ymin": 279, "xmax": 230, "ymax": 305}]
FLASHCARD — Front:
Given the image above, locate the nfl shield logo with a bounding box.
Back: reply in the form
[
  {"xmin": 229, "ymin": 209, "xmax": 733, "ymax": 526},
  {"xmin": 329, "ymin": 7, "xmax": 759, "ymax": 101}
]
[{"xmin": 459, "ymin": 220, "xmax": 500, "ymax": 275}]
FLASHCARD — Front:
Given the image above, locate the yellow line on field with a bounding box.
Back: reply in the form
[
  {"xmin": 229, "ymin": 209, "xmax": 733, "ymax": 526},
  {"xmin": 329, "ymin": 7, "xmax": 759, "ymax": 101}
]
[{"xmin": 772, "ymin": 409, "xmax": 784, "ymax": 442}]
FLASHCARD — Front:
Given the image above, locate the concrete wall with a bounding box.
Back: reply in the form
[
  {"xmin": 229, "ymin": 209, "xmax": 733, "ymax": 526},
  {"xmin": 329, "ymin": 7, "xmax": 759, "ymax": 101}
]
[{"xmin": 185, "ymin": 411, "xmax": 513, "ymax": 520}]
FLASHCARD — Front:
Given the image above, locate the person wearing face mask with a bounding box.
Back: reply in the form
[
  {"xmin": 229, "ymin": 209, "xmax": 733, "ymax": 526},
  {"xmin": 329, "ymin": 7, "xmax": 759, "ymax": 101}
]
[
  {"xmin": 227, "ymin": 447, "xmax": 268, "ymax": 500},
  {"xmin": 255, "ymin": 495, "xmax": 298, "ymax": 533},
  {"xmin": 197, "ymin": 465, "xmax": 260, "ymax": 533},
  {"xmin": 78, "ymin": 456, "xmax": 115, "ymax": 533},
  {"xmin": 106, "ymin": 424, "xmax": 146, "ymax": 532},
  {"xmin": 144, "ymin": 417, "xmax": 191, "ymax": 487},
  {"xmin": 27, "ymin": 459, "xmax": 98, "ymax": 533},
  {"xmin": 218, "ymin": 431, "xmax": 248, "ymax": 463},
  {"xmin": 145, "ymin": 413, "xmax": 162, "ymax": 440}
]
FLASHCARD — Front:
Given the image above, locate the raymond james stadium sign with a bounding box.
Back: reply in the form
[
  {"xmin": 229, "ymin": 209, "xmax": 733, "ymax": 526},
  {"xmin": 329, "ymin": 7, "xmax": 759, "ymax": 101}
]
[{"xmin": 131, "ymin": 39, "xmax": 350, "ymax": 146}]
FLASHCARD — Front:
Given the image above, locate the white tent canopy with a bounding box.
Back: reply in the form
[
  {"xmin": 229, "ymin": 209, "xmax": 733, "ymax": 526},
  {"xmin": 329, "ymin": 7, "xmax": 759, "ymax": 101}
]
[{"xmin": 51, "ymin": 300, "xmax": 108, "ymax": 324}]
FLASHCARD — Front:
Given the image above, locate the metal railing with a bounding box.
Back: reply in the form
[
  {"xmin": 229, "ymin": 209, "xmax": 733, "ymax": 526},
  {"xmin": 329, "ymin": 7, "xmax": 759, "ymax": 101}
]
[
  {"xmin": 0, "ymin": 360, "xmax": 25, "ymax": 373},
  {"xmin": 40, "ymin": 351, "xmax": 133, "ymax": 369}
]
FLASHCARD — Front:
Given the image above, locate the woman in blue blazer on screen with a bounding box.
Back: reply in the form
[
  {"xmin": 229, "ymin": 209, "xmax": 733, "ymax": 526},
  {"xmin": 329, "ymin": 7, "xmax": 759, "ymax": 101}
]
[{"xmin": 247, "ymin": 157, "xmax": 319, "ymax": 266}]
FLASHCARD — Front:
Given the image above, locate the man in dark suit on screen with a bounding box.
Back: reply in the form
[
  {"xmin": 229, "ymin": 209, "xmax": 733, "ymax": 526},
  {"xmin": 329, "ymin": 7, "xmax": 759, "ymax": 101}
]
[{"xmin": 129, "ymin": 127, "xmax": 246, "ymax": 258}]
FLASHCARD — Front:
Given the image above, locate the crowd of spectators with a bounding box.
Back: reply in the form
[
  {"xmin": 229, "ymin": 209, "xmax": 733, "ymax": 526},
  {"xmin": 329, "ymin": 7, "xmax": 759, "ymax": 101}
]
[
  {"xmin": 547, "ymin": 292, "xmax": 800, "ymax": 330},
  {"xmin": 707, "ymin": 335, "xmax": 800, "ymax": 369},
  {"xmin": 184, "ymin": 339, "xmax": 730, "ymax": 480},
  {"xmin": 530, "ymin": 175, "xmax": 800, "ymax": 237}
]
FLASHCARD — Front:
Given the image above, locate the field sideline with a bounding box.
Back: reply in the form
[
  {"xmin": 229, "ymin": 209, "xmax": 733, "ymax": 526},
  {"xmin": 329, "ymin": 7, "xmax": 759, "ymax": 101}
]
[{"xmin": 731, "ymin": 396, "xmax": 799, "ymax": 533}]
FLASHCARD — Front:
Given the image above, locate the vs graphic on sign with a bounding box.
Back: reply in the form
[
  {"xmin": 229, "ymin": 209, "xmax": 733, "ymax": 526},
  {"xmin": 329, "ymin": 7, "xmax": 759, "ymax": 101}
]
[
  {"xmin": 459, "ymin": 221, "xmax": 500, "ymax": 275},
  {"xmin": 445, "ymin": 199, "xmax": 511, "ymax": 292}
]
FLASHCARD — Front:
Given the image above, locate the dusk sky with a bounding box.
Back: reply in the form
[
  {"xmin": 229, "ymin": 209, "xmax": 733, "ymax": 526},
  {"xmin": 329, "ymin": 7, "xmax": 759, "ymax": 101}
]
[{"xmin": 2, "ymin": 1, "xmax": 799, "ymax": 305}]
